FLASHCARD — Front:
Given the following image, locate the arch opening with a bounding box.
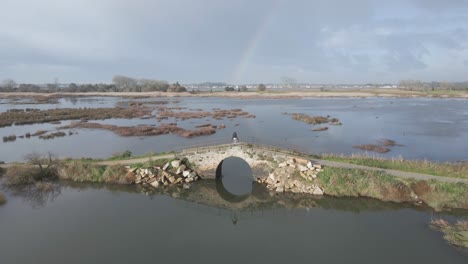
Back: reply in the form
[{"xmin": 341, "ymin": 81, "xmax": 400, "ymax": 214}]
[{"xmin": 215, "ymin": 157, "xmax": 253, "ymax": 201}]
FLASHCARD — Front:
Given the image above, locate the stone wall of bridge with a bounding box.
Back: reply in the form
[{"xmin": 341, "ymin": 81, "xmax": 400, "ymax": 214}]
[{"xmin": 178, "ymin": 143, "xmax": 307, "ymax": 179}]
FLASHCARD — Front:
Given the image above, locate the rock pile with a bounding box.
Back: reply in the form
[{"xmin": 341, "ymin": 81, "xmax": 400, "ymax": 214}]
[
  {"xmin": 258, "ymin": 159, "xmax": 324, "ymax": 195},
  {"xmin": 125, "ymin": 159, "xmax": 201, "ymax": 189}
]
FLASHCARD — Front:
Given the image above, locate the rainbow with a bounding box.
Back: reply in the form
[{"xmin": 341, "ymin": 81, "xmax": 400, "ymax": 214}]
[{"xmin": 231, "ymin": 0, "xmax": 282, "ymax": 84}]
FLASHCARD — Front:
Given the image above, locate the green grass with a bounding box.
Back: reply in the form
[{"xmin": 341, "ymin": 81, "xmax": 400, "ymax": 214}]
[
  {"xmin": 316, "ymin": 167, "xmax": 408, "ymax": 200},
  {"xmin": 423, "ymin": 181, "xmax": 468, "ymax": 210},
  {"xmin": 57, "ymin": 160, "xmax": 107, "ymax": 182},
  {"xmin": 319, "ymin": 154, "xmax": 468, "ymax": 179},
  {"xmin": 316, "ymin": 167, "xmax": 468, "ymax": 211}
]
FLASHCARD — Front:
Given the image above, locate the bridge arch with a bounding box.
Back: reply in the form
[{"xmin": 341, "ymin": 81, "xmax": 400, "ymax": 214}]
[
  {"xmin": 215, "ymin": 156, "xmax": 253, "ymax": 180},
  {"xmin": 215, "ymin": 156, "xmax": 253, "ymax": 202}
]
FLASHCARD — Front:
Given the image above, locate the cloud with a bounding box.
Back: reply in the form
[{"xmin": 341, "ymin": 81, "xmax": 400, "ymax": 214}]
[{"xmin": 0, "ymin": 0, "xmax": 467, "ymax": 83}]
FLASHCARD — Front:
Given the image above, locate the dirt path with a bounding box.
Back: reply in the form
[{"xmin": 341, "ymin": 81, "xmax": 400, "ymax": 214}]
[
  {"xmin": 315, "ymin": 159, "xmax": 468, "ymax": 184},
  {"xmin": 94, "ymin": 154, "xmax": 176, "ymax": 166},
  {"xmin": 0, "ymin": 154, "xmax": 176, "ymax": 169}
]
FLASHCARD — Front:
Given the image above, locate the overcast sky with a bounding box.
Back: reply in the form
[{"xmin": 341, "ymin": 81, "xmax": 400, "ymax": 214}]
[{"xmin": 1, "ymin": 0, "xmax": 468, "ymax": 84}]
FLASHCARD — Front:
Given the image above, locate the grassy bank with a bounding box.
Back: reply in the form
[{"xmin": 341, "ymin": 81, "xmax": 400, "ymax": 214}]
[
  {"xmin": 316, "ymin": 167, "xmax": 468, "ymax": 211},
  {"xmin": 320, "ymin": 154, "xmax": 468, "ymax": 179},
  {"xmin": 430, "ymin": 219, "xmax": 468, "ymax": 248},
  {"xmin": 0, "ymin": 192, "xmax": 6, "ymax": 205}
]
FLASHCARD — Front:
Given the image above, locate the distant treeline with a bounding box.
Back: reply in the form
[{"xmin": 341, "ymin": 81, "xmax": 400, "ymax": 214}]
[
  {"xmin": 0, "ymin": 75, "xmax": 187, "ymax": 93},
  {"xmin": 398, "ymin": 80, "xmax": 468, "ymax": 91}
]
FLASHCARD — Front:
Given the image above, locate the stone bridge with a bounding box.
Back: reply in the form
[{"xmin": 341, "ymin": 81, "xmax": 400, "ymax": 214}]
[{"xmin": 176, "ymin": 141, "xmax": 309, "ymax": 179}]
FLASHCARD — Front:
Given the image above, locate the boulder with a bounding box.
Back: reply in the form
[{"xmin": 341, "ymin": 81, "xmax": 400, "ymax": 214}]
[
  {"xmin": 125, "ymin": 171, "xmax": 137, "ymax": 183},
  {"xmin": 150, "ymin": 181, "xmax": 160, "ymax": 188},
  {"xmin": 189, "ymin": 171, "xmax": 197, "ymax": 178},
  {"xmin": 298, "ymin": 165, "xmax": 308, "ymax": 172},
  {"xmin": 307, "ymin": 161, "xmax": 314, "ymax": 169},
  {"xmin": 266, "ymin": 174, "xmax": 276, "ymax": 185},
  {"xmin": 182, "ymin": 170, "xmax": 190, "ymax": 177},
  {"xmin": 275, "ymin": 186, "xmax": 284, "ymax": 193},
  {"xmin": 175, "ymin": 178, "xmax": 183, "ymax": 184},
  {"xmin": 312, "ymin": 187, "xmax": 324, "ymax": 195},
  {"xmin": 163, "ymin": 162, "xmax": 170, "ymax": 171},
  {"xmin": 183, "ymin": 183, "xmax": 191, "ymax": 189},
  {"xmin": 135, "ymin": 175, "xmax": 142, "ymax": 184},
  {"xmin": 278, "ymin": 162, "xmax": 287, "ymax": 168},
  {"xmin": 171, "ymin": 160, "xmax": 181, "ymax": 168},
  {"xmin": 176, "ymin": 165, "xmax": 186, "ymax": 175},
  {"xmin": 313, "ymin": 164, "xmax": 322, "ymax": 169},
  {"xmin": 168, "ymin": 176, "xmax": 176, "ymax": 183}
]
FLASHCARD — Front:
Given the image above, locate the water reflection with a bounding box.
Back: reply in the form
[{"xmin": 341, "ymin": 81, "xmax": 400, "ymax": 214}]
[
  {"xmin": 3, "ymin": 179, "xmax": 468, "ymax": 219},
  {"xmin": 3, "ymin": 182, "xmax": 61, "ymax": 208},
  {"xmin": 215, "ymin": 157, "xmax": 253, "ymax": 202}
]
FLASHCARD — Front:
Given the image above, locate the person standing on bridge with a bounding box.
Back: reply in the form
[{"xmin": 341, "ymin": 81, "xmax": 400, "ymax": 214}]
[{"xmin": 232, "ymin": 132, "xmax": 238, "ymax": 143}]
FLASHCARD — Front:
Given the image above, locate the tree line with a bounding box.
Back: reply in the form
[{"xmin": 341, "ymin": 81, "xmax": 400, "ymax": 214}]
[
  {"xmin": 0, "ymin": 75, "xmax": 187, "ymax": 93},
  {"xmin": 398, "ymin": 80, "xmax": 468, "ymax": 91}
]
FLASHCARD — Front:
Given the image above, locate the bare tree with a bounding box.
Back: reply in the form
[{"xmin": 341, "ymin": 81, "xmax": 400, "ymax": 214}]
[
  {"xmin": 1, "ymin": 79, "xmax": 17, "ymax": 90},
  {"xmin": 112, "ymin": 75, "xmax": 138, "ymax": 92},
  {"xmin": 281, "ymin": 76, "xmax": 296, "ymax": 88},
  {"xmin": 139, "ymin": 79, "xmax": 169, "ymax": 92},
  {"xmin": 25, "ymin": 152, "xmax": 59, "ymax": 180}
]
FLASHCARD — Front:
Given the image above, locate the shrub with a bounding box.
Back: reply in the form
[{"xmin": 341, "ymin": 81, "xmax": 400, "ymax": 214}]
[
  {"xmin": 25, "ymin": 152, "xmax": 59, "ymax": 181},
  {"xmin": 101, "ymin": 165, "xmax": 128, "ymax": 184},
  {"xmin": 4, "ymin": 165, "xmax": 37, "ymax": 186},
  {"xmin": 2, "ymin": 134, "xmax": 16, "ymax": 142},
  {"xmin": 110, "ymin": 150, "xmax": 132, "ymax": 160}
]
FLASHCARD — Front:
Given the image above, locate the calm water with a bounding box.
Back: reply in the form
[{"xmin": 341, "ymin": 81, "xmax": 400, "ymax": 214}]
[
  {"xmin": 0, "ymin": 96, "xmax": 467, "ymax": 162},
  {"xmin": 0, "ymin": 181, "xmax": 467, "ymax": 264},
  {"xmin": 2, "ymin": 96, "xmax": 467, "ymax": 263}
]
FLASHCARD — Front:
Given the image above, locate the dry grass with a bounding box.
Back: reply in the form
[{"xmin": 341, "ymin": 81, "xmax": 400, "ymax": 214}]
[
  {"xmin": 155, "ymin": 107, "xmax": 255, "ymax": 121},
  {"xmin": 312, "ymin": 126, "xmax": 329, "ymax": 132},
  {"xmin": 290, "ymin": 113, "xmax": 330, "ymax": 124},
  {"xmin": 39, "ymin": 131, "xmax": 67, "ymax": 140},
  {"xmin": 62, "ymin": 121, "xmax": 218, "ymax": 138},
  {"xmin": 379, "ymin": 139, "xmax": 398, "ymax": 146},
  {"xmin": 430, "ymin": 219, "xmax": 468, "ymax": 248},
  {"xmin": 0, "ymin": 105, "xmax": 153, "ymax": 127},
  {"xmin": 352, "ymin": 144, "xmax": 390, "ymax": 153},
  {"xmin": 3, "ymin": 165, "xmax": 37, "ymax": 186},
  {"xmin": 2, "ymin": 134, "xmax": 16, "ymax": 142}
]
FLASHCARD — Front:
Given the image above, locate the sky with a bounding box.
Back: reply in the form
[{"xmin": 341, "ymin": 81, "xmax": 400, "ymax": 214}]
[{"xmin": 1, "ymin": 0, "xmax": 468, "ymax": 84}]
